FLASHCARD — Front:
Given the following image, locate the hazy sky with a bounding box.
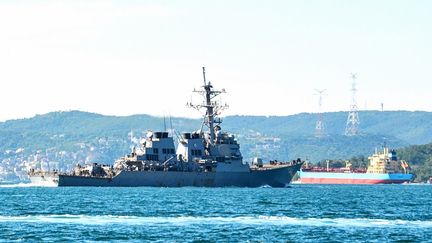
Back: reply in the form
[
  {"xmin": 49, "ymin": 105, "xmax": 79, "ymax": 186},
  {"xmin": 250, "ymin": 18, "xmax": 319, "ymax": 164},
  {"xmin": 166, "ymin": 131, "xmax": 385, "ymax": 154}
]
[{"xmin": 0, "ymin": 0, "xmax": 431, "ymax": 121}]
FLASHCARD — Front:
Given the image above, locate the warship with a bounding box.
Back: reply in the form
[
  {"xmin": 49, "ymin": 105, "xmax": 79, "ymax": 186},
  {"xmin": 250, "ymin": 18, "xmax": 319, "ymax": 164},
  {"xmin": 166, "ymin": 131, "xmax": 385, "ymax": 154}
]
[{"xmin": 30, "ymin": 67, "xmax": 303, "ymax": 187}]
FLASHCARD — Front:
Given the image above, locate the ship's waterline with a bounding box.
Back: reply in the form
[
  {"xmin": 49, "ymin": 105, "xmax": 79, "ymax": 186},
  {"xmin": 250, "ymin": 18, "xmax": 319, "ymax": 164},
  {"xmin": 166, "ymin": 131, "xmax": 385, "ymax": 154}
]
[{"xmin": 299, "ymin": 171, "xmax": 413, "ymax": 184}]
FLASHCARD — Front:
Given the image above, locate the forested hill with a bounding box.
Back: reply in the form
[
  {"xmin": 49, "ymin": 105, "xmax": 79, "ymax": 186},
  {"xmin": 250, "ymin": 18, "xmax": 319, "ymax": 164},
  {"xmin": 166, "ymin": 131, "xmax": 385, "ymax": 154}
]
[
  {"xmin": 1, "ymin": 110, "xmax": 432, "ymax": 181},
  {"xmin": 1, "ymin": 110, "xmax": 432, "ymax": 159},
  {"xmin": 2, "ymin": 110, "xmax": 432, "ymax": 140},
  {"xmin": 224, "ymin": 110, "xmax": 432, "ymax": 145},
  {"xmin": 398, "ymin": 143, "xmax": 432, "ymax": 182}
]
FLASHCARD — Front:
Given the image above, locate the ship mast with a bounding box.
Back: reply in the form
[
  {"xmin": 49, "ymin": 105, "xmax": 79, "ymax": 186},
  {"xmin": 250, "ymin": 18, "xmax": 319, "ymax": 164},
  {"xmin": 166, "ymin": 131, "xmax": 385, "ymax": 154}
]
[{"xmin": 187, "ymin": 67, "xmax": 228, "ymax": 144}]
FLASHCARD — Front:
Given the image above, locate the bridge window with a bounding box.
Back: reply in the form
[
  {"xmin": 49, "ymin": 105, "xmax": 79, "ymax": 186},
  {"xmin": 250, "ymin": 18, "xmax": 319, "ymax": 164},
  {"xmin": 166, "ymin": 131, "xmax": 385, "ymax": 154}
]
[
  {"xmin": 191, "ymin": 149, "xmax": 202, "ymax": 156},
  {"xmin": 146, "ymin": 154, "xmax": 159, "ymax": 161}
]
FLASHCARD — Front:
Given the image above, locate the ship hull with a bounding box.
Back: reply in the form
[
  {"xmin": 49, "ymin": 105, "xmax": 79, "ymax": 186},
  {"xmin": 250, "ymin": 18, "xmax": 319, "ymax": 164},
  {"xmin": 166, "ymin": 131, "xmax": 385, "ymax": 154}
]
[
  {"xmin": 298, "ymin": 171, "xmax": 413, "ymax": 184},
  {"xmin": 58, "ymin": 164, "xmax": 302, "ymax": 187},
  {"xmin": 29, "ymin": 175, "xmax": 59, "ymax": 185}
]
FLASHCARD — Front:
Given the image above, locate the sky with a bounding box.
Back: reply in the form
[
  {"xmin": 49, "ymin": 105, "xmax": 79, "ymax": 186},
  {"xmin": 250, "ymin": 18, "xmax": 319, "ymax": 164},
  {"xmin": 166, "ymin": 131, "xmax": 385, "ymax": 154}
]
[{"xmin": 0, "ymin": 0, "xmax": 431, "ymax": 121}]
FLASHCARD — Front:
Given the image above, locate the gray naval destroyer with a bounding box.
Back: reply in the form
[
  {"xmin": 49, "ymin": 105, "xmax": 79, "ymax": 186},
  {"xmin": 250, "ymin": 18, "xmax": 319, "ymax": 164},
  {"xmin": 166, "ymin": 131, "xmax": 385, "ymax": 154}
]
[{"xmin": 34, "ymin": 67, "xmax": 303, "ymax": 187}]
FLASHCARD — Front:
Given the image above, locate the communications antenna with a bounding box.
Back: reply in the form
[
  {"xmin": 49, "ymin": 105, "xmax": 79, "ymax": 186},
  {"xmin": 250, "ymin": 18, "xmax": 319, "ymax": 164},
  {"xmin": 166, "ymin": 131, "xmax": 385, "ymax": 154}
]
[
  {"xmin": 314, "ymin": 89, "xmax": 326, "ymax": 138},
  {"xmin": 186, "ymin": 67, "xmax": 228, "ymax": 145},
  {"xmin": 163, "ymin": 114, "xmax": 167, "ymax": 131},
  {"xmin": 345, "ymin": 73, "xmax": 360, "ymax": 136}
]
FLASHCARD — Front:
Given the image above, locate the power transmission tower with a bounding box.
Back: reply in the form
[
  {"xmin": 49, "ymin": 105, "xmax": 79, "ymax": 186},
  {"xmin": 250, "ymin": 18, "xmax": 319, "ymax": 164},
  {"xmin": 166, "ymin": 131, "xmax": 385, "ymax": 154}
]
[
  {"xmin": 345, "ymin": 73, "xmax": 360, "ymax": 136},
  {"xmin": 314, "ymin": 89, "xmax": 326, "ymax": 138}
]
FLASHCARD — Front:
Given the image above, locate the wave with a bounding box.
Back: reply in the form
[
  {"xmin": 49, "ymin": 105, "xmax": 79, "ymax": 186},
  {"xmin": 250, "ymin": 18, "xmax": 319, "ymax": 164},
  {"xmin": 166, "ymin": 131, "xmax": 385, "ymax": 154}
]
[
  {"xmin": 0, "ymin": 182, "xmax": 57, "ymax": 188},
  {"xmin": 0, "ymin": 215, "xmax": 431, "ymax": 228},
  {"xmin": 259, "ymin": 185, "xmax": 272, "ymax": 188}
]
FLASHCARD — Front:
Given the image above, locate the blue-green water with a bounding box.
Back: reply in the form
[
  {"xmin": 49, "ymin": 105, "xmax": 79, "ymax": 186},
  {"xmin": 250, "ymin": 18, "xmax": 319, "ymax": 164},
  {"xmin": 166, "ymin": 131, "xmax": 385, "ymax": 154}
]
[{"xmin": 0, "ymin": 184, "xmax": 431, "ymax": 242}]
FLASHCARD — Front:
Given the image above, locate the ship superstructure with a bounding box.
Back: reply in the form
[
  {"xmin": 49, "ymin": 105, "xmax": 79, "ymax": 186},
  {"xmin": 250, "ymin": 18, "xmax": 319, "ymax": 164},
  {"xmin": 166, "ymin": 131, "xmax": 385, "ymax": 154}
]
[
  {"xmin": 32, "ymin": 67, "xmax": 303, "ymax": 187},
  {"xmin": 366, "ymin": 146, "xmax": 410, "ymax": 174}
]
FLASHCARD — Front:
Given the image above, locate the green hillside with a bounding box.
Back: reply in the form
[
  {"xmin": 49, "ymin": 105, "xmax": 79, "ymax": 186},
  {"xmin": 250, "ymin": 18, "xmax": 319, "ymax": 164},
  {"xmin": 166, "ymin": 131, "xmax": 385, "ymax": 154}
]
[
  {"xmin": 224, "ymin": 111, "xmax": 432, "ymax": 144},
  {"xmin": 398, "ymin": 143, "xmax": 432, "ymax": 182},
  {"xmin": 0, "ymin": 110, "xmax": 431, "ymax": 181}
]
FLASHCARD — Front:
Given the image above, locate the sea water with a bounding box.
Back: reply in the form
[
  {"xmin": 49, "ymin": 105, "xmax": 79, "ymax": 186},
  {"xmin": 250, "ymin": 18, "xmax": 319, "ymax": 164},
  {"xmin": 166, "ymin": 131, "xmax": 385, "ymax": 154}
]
[{"xmin": 0, "ymin": 184, "xmax": 431, "ymax": 242}]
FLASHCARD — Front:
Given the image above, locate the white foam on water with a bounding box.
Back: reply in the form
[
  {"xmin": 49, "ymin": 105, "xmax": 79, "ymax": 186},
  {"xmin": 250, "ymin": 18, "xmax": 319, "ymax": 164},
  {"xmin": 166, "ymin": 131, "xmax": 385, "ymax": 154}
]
[
  {"xmin": 0, "ymin": 215, "xmax": 431, "ymax": 228},
  {"xmin": 0, "ymin": 182, "xmax": 57, "ymax": 188},
  {"xmin": 259, "ymin": 185, "xmax": 273, "ymax": 188}
]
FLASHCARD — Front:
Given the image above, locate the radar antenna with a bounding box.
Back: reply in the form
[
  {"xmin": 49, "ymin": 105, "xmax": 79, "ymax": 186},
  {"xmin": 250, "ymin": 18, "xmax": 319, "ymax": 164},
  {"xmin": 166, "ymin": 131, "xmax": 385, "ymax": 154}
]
[
  {"xmin": 163, "ymin": 114, "xmax": 167, "ymax": 132},
  {"xmin": 202, "ymin": 66, "xmax": 207, "ymax": 86},
  {"xmin": 187, "ymin": 67, "xmax": 228, "ymax": 144}
]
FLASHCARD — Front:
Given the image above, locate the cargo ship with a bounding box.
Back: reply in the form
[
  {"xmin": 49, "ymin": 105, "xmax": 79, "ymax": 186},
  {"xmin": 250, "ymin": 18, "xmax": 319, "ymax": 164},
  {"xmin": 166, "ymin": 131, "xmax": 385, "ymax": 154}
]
[{"xmin": 298, "ymin": 146, "xmax": 413, "ymax": 184}]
